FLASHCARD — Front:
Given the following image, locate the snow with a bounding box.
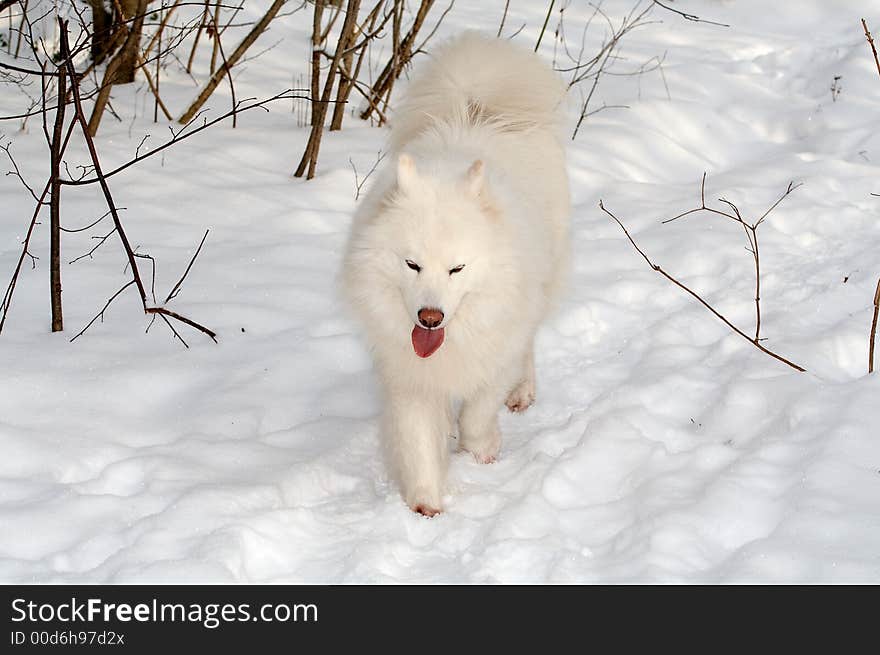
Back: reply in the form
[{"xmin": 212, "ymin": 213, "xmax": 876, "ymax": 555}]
[{"xmin": 1, "ymin": 0, "xmax": 879, "ymax": 583}]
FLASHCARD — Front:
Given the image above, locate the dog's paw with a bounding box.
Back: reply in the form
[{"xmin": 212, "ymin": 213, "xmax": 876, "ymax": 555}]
[
  {"xmin": 404, "ymin": 485, "xmax": 443, "ymax": 517},
  {"xmin": 505, "ymin": 379, "xmax": 535, "ymax": 413},
  {"xmin": 412, "ymin": 503, "xmax": 442, "ymax": 517},
  {"xmin": 460, "ymin": 421, "xmax": 501, "ymax": 464},
  {"xmin": 470, "ymin": 451, "xmax": 496, "ymax": 465},
  {"xmin": 459, "ymin": 440, "xmax": 499, "ymax": 465}
]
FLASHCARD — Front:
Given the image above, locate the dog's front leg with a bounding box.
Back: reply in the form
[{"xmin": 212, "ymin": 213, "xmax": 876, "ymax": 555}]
[
  {"xmin": 384, "ymin": 389, "xmax": 450, "ymax": 516},
  {"xmin": 459, "ymin": 384, "xmax": 508, "ymax": 464},
  {"xmin": 506, "ymin": 344, "xmax": 536, "ymax": 413}
]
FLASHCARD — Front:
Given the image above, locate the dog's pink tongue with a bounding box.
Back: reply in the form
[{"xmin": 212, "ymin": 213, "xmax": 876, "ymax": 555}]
[{"xmin": 411, "ymin": 326, "xmax": 445, "ymax": 358}]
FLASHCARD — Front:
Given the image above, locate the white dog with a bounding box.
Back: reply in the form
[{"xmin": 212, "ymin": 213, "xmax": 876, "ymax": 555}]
[{"xmin": 341, "ymin": 32, "xmax": 570, "ymax": 516}]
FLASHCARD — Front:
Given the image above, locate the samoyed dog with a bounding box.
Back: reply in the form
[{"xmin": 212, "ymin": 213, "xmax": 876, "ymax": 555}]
[{"xmin": 341, "ymin": 33, "xmax": 570, "ymax": 516}]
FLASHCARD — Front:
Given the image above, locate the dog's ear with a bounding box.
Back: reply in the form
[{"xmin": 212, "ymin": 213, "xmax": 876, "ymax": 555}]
[
  {"xmin": 465, "ymin": 160, "xmax": 485, "ymax": 196},
  {"xmin": 466, "ymin": 160, "xmax": 501, "ymax": 221},
  {"xmin": 397, "ymin": 154, "xmax": 419, "ymax": 193}
]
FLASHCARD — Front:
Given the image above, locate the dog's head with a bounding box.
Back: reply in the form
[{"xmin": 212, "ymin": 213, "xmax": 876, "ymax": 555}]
[{"xmin": 345, "ymin": 153, "xmax": 505, "ymax": 358}]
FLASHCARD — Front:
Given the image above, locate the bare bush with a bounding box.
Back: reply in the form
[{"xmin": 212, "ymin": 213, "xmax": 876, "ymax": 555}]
[
  {"xmin": 1, "ymin": 4, "xmax": 308, "ymax": 341},
  {"xmin": 293, "ymin": 0, "xmax": 451, "ymax": 178}
]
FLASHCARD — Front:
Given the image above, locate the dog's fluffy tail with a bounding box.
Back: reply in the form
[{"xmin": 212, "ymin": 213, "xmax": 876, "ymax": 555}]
[{"xmin": 389, "ymin": 32, "xmax": 566, "ymax": 148}]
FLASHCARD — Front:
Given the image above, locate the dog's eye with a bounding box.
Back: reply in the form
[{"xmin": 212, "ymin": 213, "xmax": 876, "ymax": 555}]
[
  {"xmin": 405, "ymin": 259, "xmax": 421, "ymax": 273},
  {"xmin": 449, "ymin": 265, "xmax": 465, "ymax": 275}
]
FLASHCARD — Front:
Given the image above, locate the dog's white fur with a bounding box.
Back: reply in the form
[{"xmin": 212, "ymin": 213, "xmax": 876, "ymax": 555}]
[{"xmin": 341, "ymin": 33, "xmax": 570, "ymax": 515}]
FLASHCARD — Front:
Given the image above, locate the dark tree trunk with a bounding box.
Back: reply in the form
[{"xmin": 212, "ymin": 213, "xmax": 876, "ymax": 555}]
[
  {"xmin": 50, "ymin": 63, "xmax": 67, "ymax": 332},
  {"xmin": 114, "ymin": 0, "xmax": 148, "ymax": 84},
  {"xmin": 88, "ymin": 0, "xmax": 114, "ymax": 63}
]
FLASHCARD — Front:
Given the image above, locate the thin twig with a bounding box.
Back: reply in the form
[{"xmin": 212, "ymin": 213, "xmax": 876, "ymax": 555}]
[
  {"xmin": 158, "ymin": 310, "xmax": 189, "ymax": 347},
  {"xmin": 145, "ymin": 307, "xmax": 217, "ymax": 341},
  {"xmin": 61, "ymin": 209, "xmax": 118, "ymax": 233},
  {"xmin": 864, "ymin": 18, "xmax": 880, "ymax": 373},
  {"xmin": 164, "ymin": 229, "xmax": 209, "ymax": 303},
  {"xmin": 497, "ymin": 0, "xmax": 510, "ymax": 38},
  {"xmin": 2, "ymin": 141, "xmax": 41, "ymax": 202},
  {"xmin": 138, "ymin": 51, "xmax": 174, "ymax": 121},
  {"xmin": 534, "ymin": 0, "xmax": 555, "ymax": 51},
  {"xmin": 69, "ymin": 280, "xmax": 136, "ymax": 343},
  {"xmin": 208, "ymin": 4, "xmax": 237, "ymax": 127},
  {"xmin": 133, "ymin": 251, "xmax": 157, "ymax": 304},
  {"xmin": 1, "ymin": 180, "xmax": 50, "ymax": 333},
  {"xmin": 62, "ymin": 90, "xmax": 308, "ymax": 186},
  {"xmin": 413, "ymin": 0, "xmax": 455, "ymax": 55},
  {"xmin": 862, "ymin": 19, "xmax": 880, "ymax": 80},
  {"xmin": 186, "ymin": 0, "xmax": 211, "ymax": 73},
  {"xmin": 349, "ymin": 150, "xmax": 386, "ymax": 200},
  {"xmin": 69, "ymin": 229, "xmax": 115, "ymax": 264},
  {"xmin": 651, "ymin": 0, "xmax": 729, "ymax": 28},
  {"xmin": 870, "ymin": 278, "xmax": 880, "ymax": 374}
]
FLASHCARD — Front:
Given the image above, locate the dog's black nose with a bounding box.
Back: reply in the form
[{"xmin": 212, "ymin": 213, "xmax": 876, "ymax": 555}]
[{"xmin": 418, "ymin": 307, "xmax": 444, "ymax": 328}]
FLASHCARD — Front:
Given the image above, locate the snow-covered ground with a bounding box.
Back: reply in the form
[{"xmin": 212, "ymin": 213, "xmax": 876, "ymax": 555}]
[{"xmin": 1, "ymin": 0, "xmax": 879, "ymax": 583}]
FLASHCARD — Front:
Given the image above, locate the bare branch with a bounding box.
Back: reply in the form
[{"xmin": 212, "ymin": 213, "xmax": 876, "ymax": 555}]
[
  {"xmin": 61, "ymin": 90, "xmax": 308, "ymax": 186},
  {"xmin": 413, "ymin": 0, "xmax": 455, "ymax": 55},
  {"xmin": 145, "ymin": 306, "xmax": 217, "ymax": 341},
  {"xmin": 164, "ymin": 229, "xmax": 209, "ymax": 303},
  {"xmin": 651, "ymin": 0, "xmax": 729, "ymax": 28},
  {"xmin": 864, "ymin": 19, "xmax": 880, "ymax": 373},
  {"xmin": 133, "ymin": 251, "xmax": 157, "ymax": 304},
  {"xmin": 61, "ymin": 208, "xmax": 118, "ymax": 234},
  {"xmin": 867, "ymin": 277, "xmax": 880, "ymax": 373},
  {"xmin": 69, "ymin": 229, "xmax": 116, "ymax": 265},
  {"xmin": 535, "ymin": 0, "xmax": 555, "ymax": 52},
  {"xmin": 208, "ymin": 3, "xmax": 237, "ymax": 127},
  {"xmin": 1, "ymin": 140, "xmax": 40, "ymax": 202},
  {"xmin": 69, "ymin": 280, "xmax": 136, "ymax": 343},
  {"xmin": 862, "ymin": 18, "xmax": 880, "ymax": 80},
  {"xmin": 349, "ymin": 150, "xmax": 386, "ymax": 200},
  {"xmin": 598, "ymin": 196, "xmax": 806, "ymax": 372},
  {"xmin": 659, "ymin": 173, "xmax": 801, "ymax": 343},
  {"xmin": 186, "ymin": 0, "xmax": 211, "ymax": 73},
  {"xmin": 158, "ymin": 310, "xmax": 189, "ymax": 347},
  {"xmin": 497, "ymin": 0, "xmax": 510, "ymax": 38},
  {"xmin": 0, "ymin": 181, "xmax": 50, "ymax": 333}
]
